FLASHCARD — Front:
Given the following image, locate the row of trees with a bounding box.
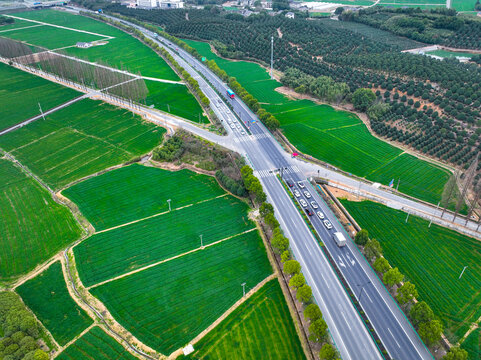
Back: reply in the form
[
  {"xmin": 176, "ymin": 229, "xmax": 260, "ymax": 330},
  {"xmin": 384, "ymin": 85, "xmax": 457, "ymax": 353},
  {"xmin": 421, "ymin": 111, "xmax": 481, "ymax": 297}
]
[
  {"xmin": 261, "ymin": 202, "xmax": 339, "ymax": 360},
  {"xmin": 241, "ymin": 166, "xmax": 266, "ymax": 204},
  {"xmin": 353, "ymin": 229, "xmax": 468, "ymax": 358},
  {"xmin": 0, "ymin": 292, "xmax": 49, "ymax": 360}
]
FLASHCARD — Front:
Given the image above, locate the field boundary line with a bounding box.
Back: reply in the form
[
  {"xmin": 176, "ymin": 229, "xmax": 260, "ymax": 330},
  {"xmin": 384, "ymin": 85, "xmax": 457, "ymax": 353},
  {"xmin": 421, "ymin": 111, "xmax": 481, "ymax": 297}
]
[
  {"xmin": 3, "ymin": 14, "xmax": 115, "ymax": 39},
  {"xmin": 52, "ymin": 322, "xmax": 96, "ymax": 359},
  {"xmin": 87, "ymin": 228, "xmax": 257, "ymax": 290},
  {"xmin": 365, "ymin": 152, "xmax": 405, "ymax": 177},
  {"xmin": 91, "ymin": 193, "xmax": 229, "ymax": 236},
  {"xmin": 0, "ymin": 24, "xmax": 44, "ymax": 33},
  {"xmin": 173, "ymin": 274, "xmax": 277, "ymax": 357}
]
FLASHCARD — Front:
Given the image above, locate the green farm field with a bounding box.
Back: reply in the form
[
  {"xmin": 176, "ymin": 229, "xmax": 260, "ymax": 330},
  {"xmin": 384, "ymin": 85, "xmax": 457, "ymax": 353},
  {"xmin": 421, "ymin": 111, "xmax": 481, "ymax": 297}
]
[
  {"xmin": 0, "ymin": 99, "xmax": 165, "ymax": 190},
  {"xmin": 91, "ymin": 231, "xmax": 272, "ymax": 354},
  {"xmin": 0, "ymin": 18, "xmax": 40, "ymax": 31},
  {"xmin": 0, "ymin": 24, "xmax": 104, "ymax": 49},
  {"xmin": 426, "ymin": 49, "xmax": 476, "ymax": 58},
  {"xmin": 377, "ymin": 0, "xmax": 447, "ymax": 8},
  {"xmin": 0, "ymin": 62, "xmax": 80, "ymax": 131},
  {"xmin": 451, "ymin": 0, "xmax": 478, "ymax": 11},
  {"xmin": 146, "ymin": 81, "xmax": 208, "ymax": 123},
  {"xmin": 76, "ymin": 196, "xmax": 255, "ymax": 287},
  {"xmin": 461, "ymin": 328, "xmax": 481, "ymax": 360},
  {"xmin": 184, "ymin": 39, "xmax": 450, "ymax": 205},
  {"xmin": 57, "ymin": 326, "xmax": 138, "ymax": 360},
  {"xmin": 12, "ymin": 10, "xmax": 179, "ymax": 80},
  {"xmin": 341, "ymin": 200, "xmax": 481, "ymax": 342},
  {"xmin": 0, "ymin": 159, "xmax": 81, "ymax": 280},
  {"xmin": 63, "ymin": 164, "xmax": 225, "ymax": 230},
  {"xmin": 183, "ymin": 279, "xmax": 306, "ymax": 360},
  {"xmin": 16, "ymin": 261, "xmax": 93, "ymax": 345}
]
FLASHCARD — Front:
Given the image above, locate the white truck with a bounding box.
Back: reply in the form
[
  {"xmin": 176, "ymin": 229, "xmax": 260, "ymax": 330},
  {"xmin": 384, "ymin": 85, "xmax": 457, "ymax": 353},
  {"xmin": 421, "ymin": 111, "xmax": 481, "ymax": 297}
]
[{"xmin": 332, "ymin": 232, "xmax": 347, "ymax": 247}]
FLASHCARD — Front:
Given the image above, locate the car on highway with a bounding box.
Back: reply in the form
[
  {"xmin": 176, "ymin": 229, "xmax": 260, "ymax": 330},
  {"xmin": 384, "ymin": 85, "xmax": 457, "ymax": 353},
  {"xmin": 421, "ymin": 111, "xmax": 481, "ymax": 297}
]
[
  {"xmin": 305, "ymin": 208, "xmax": 313, "ymax": 216},
  {"xmin": 310, "ymin": 201, "xmax": 318, "ymax": 209},
  {"xmin": 316, "ymin": 211, "xmax": 325, "ymax": 220},
  {"xmin": 299, "ymin": 199, "xmax": 308, "ymax": 207},
  {"xmin": 286, "ymin": 179, "xmax": 294, "ymax": 187},
  {"xmin": 304, "ymin": 191, "xmax": 311, "ymax": 199},
  {"xmin": 298, "ymin": 181, "xmax": 305, "ymax": 189},
  {"xmin": 230, "ymin": 124, "xmax": 235, "ymax": 129},
  {"xmin": 294, "ymin": 190, "xmax": 301, "ymax": 197},
  {"xmin": 236, "ymin": 124, "xmax": 241, "ymax": 130},
  {"xmin": 241, "ymin": 130, "xmax": 246, "ymax": 135},
  {"xmin": 323, "ymin": 219, "xmax": 333, "ymax": 230}
]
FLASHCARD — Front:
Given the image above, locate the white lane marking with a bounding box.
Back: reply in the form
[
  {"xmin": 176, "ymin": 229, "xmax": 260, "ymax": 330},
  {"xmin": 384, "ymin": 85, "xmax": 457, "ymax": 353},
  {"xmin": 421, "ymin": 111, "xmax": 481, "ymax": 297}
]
[
  {"xmin": 365, "ymin": 289, "xmax": 373, "ymax": 304},
  {"xmin": 346, "ymin": 253, "xmax": 356, "ymax": 266},
  {"xmin": 338, "ymin": 255, "xmax": 346, "ymax": 268},
  {"xmin": 388, "ymin": 328, "xmax": 401, "ymax": 348},
  {"xmin": 341, "ymin": 311, "xmax": 352, "ymax": 330},
  {"xmin": 341, "ymin": 254, "xmax": 351, "ymax": 268},
  {"xmin": 320, "ymin": 272, "xmax": 331, "ymax": 289}
]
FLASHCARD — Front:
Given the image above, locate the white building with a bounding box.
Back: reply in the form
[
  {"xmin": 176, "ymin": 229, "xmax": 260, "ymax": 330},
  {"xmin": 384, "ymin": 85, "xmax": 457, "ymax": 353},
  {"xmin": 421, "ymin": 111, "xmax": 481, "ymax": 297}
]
[
  {"xmin": 285, "ymin": 11, "xmax": 294, "ymax": 18},
  {"xmin": 136, "ymin": 0, "xmax": 183, "ymax": 7}
]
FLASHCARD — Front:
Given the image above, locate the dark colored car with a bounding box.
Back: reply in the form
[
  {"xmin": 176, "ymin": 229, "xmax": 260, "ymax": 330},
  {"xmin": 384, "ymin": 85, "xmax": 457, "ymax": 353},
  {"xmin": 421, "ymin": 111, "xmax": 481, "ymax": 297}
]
[
  {"xmin": 305, "ymin": 208, "xmax": 313, "ymax": 216},
  {"xmin": 286, "ymin": 179, "xmax": 294, "ymax": 187}
]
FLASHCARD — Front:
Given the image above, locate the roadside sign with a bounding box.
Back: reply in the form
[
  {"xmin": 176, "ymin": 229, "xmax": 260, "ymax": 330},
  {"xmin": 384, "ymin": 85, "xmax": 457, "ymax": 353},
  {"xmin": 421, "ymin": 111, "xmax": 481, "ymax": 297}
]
[{"xmin": 201, "ymin": 57, "xmax": 206, "ymax": 62}]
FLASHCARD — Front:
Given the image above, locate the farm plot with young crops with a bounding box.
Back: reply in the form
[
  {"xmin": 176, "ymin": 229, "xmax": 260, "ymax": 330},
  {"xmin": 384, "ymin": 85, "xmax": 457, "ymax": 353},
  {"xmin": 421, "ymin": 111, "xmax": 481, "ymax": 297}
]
[
  {"xmin": 16, "ymin": 261, "xmax": 93, "ymax": 345},
  {"xmin": 56, "ymin": 326, "xmax": 138, "ymax": 360},
  {"xmin": 76, "ymin": 196, "xmax": 255, "ymax": 288},
  {"xmin": 377, "ymin": 0, "xmax": 447, "ymax": 8},
  {"xmin": 0, "ymin": 159, "xmax": 81, "ymax": 280},
  {"xmin": 184, "ymin": 279, "xmax": 306, "ymax": 360},
  {"xmin": 184, "ymin": 39, "xmax": 449, "ymax": 204},
  {"xmin": 0, "ymin": 24, "xmax": 104, "ymax": 49},
  {"xmin": 145, "ymin": 81, "xmax": 207, "ymax": 123},
  {"xmin": 340, "ymin": 200, "xmax": 481, "ymax": 342},
  {"xmin": 12, "ymin": 9, "xmax": 179, "ymax": 80},
  {"xmin": 0, "ymin": 62, "xmax": 80, "ymax": 131},
  {"xmin": 91, "ymin": 231, "xmax": 272, "ymax": 355},
  {"xmin": 461, "ymin": 328, "xmax": 480, "ymax": 360},
  {"xmin": 0, "ymin": 99, "xmax": 165, "ymax": 190},
  {"xmin": 0, "ymin": 18, "xmax": 40, "ymax": 31},
  {"xmin": 63, "ymin": 164, "xmax": 225, "ymax": 230},
  {"xmin": 368, "ymin": 153, "xmax": 451, "ymax": 205}
]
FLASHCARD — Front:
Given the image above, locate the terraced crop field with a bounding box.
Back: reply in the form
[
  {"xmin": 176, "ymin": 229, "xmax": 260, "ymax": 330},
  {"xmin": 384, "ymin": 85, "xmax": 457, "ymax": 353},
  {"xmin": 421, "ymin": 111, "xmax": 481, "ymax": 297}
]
[
  {"xmin": 426, "ymin": 49, "xmax": 475, "ymax": 58},
  {"xmin": 461, "ymin": 328, "xmax": 480, "ymax": 360},
  {"xmin": 76, "ymin": 196, "xmax": 255, "ymax": 287},
  {"xmin": 57, "ymin": 326, "xmax": 138, "ymax": 360},
  {"xmin": 16, "ymin": 261, "xmax": 93, "ymax": 345},
  {"xmin": 184, "ymin": 279, "xmax": 306, "ymax": 360},
  {"xmin": 0, "ymin": 62, "xmax": 80, "ymax": 131},
  {"xmin": 91, "ymin": 231, "xmax": 272, "ymax": 354},
  {"xmin": 0, "ymin": 99, "xmax": 165, "ymax": 190},
  {"xmin": 63, "ymin": 164, "xmax": 225, "ymax": 230},
  {"xmin": 184, "ymin": 39, "xmax": 450, "ymax": 205},
  {"xmin": 0, "ymin": 159, "xmax": 81, "ymax": 280},
  {"xmin": 12, "ymin": 10, "xmax": 179, "ymax": 80},
  {"xmin": 341, "ymin": 200, "xmax": 481, "ymax": 342}
]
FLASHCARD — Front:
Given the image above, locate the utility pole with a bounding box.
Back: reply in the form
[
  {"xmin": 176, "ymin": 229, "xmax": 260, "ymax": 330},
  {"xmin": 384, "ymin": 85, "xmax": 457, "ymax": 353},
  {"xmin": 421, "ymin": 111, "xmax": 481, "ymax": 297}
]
[
  {"xmin": 405, "ymin": 211, "xmax": 410, "ymax": 223},
  {"xmin": 241, "ymin": 282, "xmax": 247, "ymax": 297},
  {"xmin": 270, "ymin": 36, "xmax": 274, "ymax": 80},
  {"xmin": 200, "ymin": 234, "xmax": 203, "ymax": 249},
  {"xmin": 459, "ymin": 266, "xmax": 468, "ymax": 279},
  {"xmin": 167, "ymin": 104, "xmax": 170, "ymax": 113},
  {"xmin": 167, "ymin": 199, "xmax": 171, "ymax": 212},
  {"xmin": 396, "ymin": 178, "xmax": 400, "ymax": 192}
]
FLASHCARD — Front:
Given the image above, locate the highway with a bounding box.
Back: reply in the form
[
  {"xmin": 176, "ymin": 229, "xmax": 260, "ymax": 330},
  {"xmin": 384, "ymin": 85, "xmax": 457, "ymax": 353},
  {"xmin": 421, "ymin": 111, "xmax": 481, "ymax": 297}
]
[
  {"xmin": 76, "ymin": 10, "xmax": 434, "ymax": 359},
  {"xmin": 144, "ymin": 28, "xmax": 433, "ymax": 360}
]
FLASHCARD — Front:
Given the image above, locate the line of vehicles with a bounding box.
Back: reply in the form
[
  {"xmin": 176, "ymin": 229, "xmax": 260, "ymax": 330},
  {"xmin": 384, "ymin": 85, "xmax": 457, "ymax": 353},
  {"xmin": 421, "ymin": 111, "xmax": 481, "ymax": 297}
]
[{"xmin": 286, "ymin": 178, "xmax": 347, "ymax": 248}]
